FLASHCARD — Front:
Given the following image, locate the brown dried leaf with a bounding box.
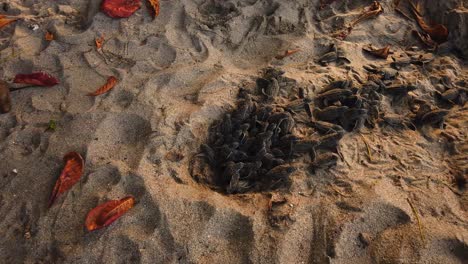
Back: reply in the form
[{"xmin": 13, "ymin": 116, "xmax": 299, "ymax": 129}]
[
  {"xmin": 410, "ymin": 3, "xmax": 448, "ymax": 44},
  {"xmin": 363, "ymin": 45, "xmax": 391, "ymax": 59},
  {"xmin": 275, "ymin": 49, "xmax": 301, "ymax": 60},
  {"xmin": 412, "ymin": 30, "xmax": 437, "ymax": 50},
  {"xmin": 85, "ymin": 196, "xmax": 135, "ymax": 231},
  {"xmin": 87, "ymin": 76, "xmax": 118, "ymax": 96},
  {"xmin": 0, "ymin": 81, "xmax": 12, "ymax": 114},
  {"xmin": 0, "ymin": 15, "xmax": 17, "ymax": 29},
  {"xmin": 148, "ymin": 0, "xmax": 160, "ymax": 17},
  {"xmin": 45, "ymin": 31, "xmax": 54, "ymax": 41}
]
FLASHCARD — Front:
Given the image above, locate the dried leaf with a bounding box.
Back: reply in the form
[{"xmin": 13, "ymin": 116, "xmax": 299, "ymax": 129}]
[
  {"xmin": 45, "ymin": 31, "xmax": 54, "ymax": 41},
  {"xmin": 101, "ymin": 0, "xmax": 141, "ymax": 18},
  {"xmin": 0, "ymin": 80, "xmax": 12, "ymax": 114},
  {"xmin": 48, "ymin": 152, "xmax": 84, "ymax": 207},
  {"xmin": 14, "ymin": 72, "xmax": 59, "ymax": 87},
  {"xmin": 275, "ymin": 49, "xmax": 301, "ymax": 60},
  {"xmin": 410, "ymin": 6, "xmax": 448, "ymax": 44},
  {"xmin": 85, "ymin": 196, "xmax": 135, "ymax": 231},
  {"xmin": 412, "ymin": 30, "xmax": 437, "ymax": 50},
  {"xmin": 0, "ymin": 15, "xmax": 17, "ymax": 29},
  {"xmin": 87, "ymin": 76, "xmax": 118, "ymax": 96},
  {"xmin": 363, "ymin": 45, "xmax": 391, "ymax": 59},
  {"xmin": 95, "ymin": 36, "xmax": 104, "ymax": 49},
  {"xmin": 148, "ymin": 0, "xmax": 160, "ymax": 17},
  {"xmin": 351, "ymin": 1, "xmax": 384, "ymax": 27}
]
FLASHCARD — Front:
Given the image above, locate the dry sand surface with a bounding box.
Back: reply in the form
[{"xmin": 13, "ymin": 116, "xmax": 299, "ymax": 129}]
[{"xmin": 0, "ymin": 0, "xmax": 467, "ymax": 263}]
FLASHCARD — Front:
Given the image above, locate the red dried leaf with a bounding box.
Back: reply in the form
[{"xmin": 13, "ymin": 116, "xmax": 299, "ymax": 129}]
[
  {"xmin": 0, "ymin": 15, "xmax": 17, "ymax": 29},
  {"xmin": 148, "ymin": 0, "xmax": 160, "ymax": 17},
  {"xmin": 48, "ymin": 152, "xmax": 84, "ymax": 208},
  {"xmin": 45, "ymin": 31, "xmax": 54, "ymax": 41},
  {"xmin": 275, "ymin": 49, "xmax": 301, "ymax": 60},
  {"xmin": 363, "ymin": 45, "xmax": 391, "ymax": 59},
  {"xmin": 13, "ymin": 72, "xmax": 59, "ymax": 87},
  {"xmin": 87, "ymin": 76, "xmax": 118, "ymax": 96},
  {"xmin": 85, "ymin": 196, "xmax": 135, "ymax": 231},
  {"xmin": 101, "ymin": 0, "xmax": 141, "ymax": 18}
]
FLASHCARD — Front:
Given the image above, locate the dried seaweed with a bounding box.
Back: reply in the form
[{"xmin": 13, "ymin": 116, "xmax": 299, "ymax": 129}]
[
  {"xmin": 407, "ymin": 198, "xmax": 426, "ymax": 246},
  {"xmin": 351, "ymin": 1, "xmax": 384, "ymax": 27}
]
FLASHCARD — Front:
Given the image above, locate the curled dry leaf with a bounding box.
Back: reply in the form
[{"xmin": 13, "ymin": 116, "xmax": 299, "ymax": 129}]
[
  {"xmin": 45, "ymin": 31, "xmax": 54, "ymax": 41},
  {"xmin": 363, "ymin": 45, "xmax": 391, "ymax": 59},
  {"xmin": 48, "ymin": 152, "xmax": 84, "ymax": 208},
  {"xmin": 275, "ymin": 49, "xmax": 301, "ymax": 60},
  {"xmin": 101, "ymin": 0, "xmax": 141, "ymax": 18},
  {"xmin": 95, "ymin": 36, "xmax": 104, "ymax": 49},
  {"xmin": 410, "ymin": 6, "xmax": 448, "ymax": 44},
  {"xmin": 412, "ymin": 30, "xmax": 437, "ymax": 50},
  {"xmin": 85, "ymin": 196, "xmax": 135, "ymax": 231},
  {"xmin": 0, "ymin": 15, "xmax": 17, "ymax": 29},
  {"xmin": 148, "ymin": 0, "xmax": 160, "ymax": 17},
  {"xmin": 87, "ymin": 76, "xmax": 118, "ymax": 96},
  {"xmin": 14, "ymin": 72, "xmax": 59, "ymax": 87},
  {"xmin": 0, "ymin": 81, "xmax": 12, "ymax": 114}
]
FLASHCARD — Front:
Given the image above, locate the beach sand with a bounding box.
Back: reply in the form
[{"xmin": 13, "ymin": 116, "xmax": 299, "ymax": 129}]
[{"xmin": 0, "ymin": 0, "xmax": 467, "ymax": 263}]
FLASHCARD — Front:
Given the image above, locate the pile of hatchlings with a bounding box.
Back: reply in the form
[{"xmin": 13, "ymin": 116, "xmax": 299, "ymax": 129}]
[{"xmin": 193, "ymin": 60, "xmax": 463, "ymax": 194}]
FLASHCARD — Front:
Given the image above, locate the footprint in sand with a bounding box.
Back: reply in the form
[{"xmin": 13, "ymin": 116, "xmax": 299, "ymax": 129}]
[{"xmin": 86, "ymin": 113, "xmax": 151, "ymax": 168}]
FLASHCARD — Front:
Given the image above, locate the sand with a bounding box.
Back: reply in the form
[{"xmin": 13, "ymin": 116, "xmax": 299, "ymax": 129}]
[{"xmin": 0, "ymin": 0, "xmax": 467, "ymax": 263}]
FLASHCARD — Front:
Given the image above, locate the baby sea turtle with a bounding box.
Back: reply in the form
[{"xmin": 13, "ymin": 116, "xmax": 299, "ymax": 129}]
[
  {"xmin": 311, "ymin": 152, "xmax": 339, "ymax": 169},
  {"xmin": 316, "ymin": 88, "xmax": 353, "ymax": 104},
  {"xmin": 384, "ymin": 84, "xmax": 417, "ymax": 95},
  {"xmin": 314, "ymin": 105, "xmax": 349, "ymax": 121},
  {"xmin": 310, "ymin": 120, "xmax": 345, "ymax": 134},
  {"xmin": 420, "ymin": 109, "xmax": 450, "ymax": 126}
]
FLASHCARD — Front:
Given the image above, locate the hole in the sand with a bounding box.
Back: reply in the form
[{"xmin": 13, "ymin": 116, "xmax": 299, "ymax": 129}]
[{"xmin": 190, "ymin": 68, "xmax": 352, "ymax": 194}]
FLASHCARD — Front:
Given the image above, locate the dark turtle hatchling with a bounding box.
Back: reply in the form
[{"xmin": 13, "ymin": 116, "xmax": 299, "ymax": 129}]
[
  {"xmin": 311, "ymin": 152, "xmax": 339, "ymax": 169},
  {"xmin": 314, "ymin": 105, "xmax": 349, "ymax": 121},
  {"xmin": 420, "ymin": 109, "xmax": 450, "ymax": 127}
]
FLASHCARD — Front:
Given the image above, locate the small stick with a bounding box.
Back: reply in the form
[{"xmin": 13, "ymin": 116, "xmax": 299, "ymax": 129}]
[
  {"xmin": 359, "ymin": 133, "xmax": 373, "ymax": 162},
  {"xmin": 407, "ymin": 197, "xmax": 426, "ymax": 246},
  {"xmin": 331, "ymin": 185, "xmax": 351, "ymax": 197}
]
